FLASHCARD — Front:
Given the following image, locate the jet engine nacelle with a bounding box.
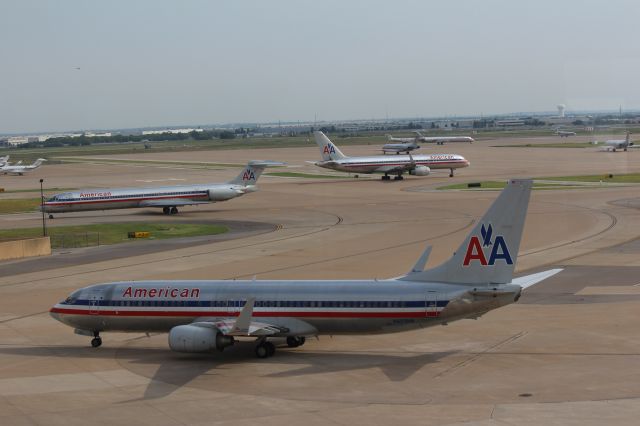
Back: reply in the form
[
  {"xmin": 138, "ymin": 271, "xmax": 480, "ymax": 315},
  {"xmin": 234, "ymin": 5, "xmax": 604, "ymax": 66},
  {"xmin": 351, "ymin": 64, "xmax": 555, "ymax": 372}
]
[
  {"xmin": 208, "ymin": 187, "xmax": 241, "ymax": 201},
  {"xmin": 409, "ymin": 165, "xmax": 430, "ymax": 176},
  {"xmin": 168, "ymin": 324, "xmax": 235, "ymax": 353}
]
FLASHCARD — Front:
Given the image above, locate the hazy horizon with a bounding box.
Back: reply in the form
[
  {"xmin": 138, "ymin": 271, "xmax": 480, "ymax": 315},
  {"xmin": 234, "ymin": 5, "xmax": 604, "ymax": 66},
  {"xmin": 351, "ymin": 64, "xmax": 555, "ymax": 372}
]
[{"xmin": 2, "ymin": 0, "xmax": 639, "ymax": 134}]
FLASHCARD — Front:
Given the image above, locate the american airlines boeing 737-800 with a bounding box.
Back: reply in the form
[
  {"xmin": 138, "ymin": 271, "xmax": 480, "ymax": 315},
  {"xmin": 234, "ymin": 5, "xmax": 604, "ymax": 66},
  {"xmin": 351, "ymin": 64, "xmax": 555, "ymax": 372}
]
[
  {"xmin": 50, "ymin": 180, "xmax": 561, "ymax": 358},
  {"xmin": 42, "ymin": 160, "xmax": 281, "ymax": 218},
  {"xmin": 313, "ymin": 131, "xmax": 469, "ymax": 179}
]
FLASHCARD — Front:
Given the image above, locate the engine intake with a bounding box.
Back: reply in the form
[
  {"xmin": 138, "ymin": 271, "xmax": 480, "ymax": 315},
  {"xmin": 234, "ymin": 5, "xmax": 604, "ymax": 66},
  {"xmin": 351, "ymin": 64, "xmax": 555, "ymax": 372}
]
[{"xmin": 409, "ymin": 165, "xmax": 430, "ymax": 176}]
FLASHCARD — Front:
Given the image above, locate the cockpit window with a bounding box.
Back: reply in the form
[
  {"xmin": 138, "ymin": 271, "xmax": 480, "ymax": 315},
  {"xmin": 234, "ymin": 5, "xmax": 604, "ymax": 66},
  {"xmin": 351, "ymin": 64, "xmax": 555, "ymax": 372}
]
[
  {"xmin": 48, "ymin": 193, "xmax": 73, "ymax": 202},
  {"xmin": 61, "ymin": 290, "xmax": 81, "ymax": 304}
]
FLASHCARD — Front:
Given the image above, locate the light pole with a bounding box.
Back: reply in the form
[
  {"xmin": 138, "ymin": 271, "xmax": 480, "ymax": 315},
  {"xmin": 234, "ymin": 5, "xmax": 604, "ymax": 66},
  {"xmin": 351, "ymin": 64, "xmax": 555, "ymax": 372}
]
[{"xmin": 39, "ymin": 178, "xmax": 47, "ymax": 237}]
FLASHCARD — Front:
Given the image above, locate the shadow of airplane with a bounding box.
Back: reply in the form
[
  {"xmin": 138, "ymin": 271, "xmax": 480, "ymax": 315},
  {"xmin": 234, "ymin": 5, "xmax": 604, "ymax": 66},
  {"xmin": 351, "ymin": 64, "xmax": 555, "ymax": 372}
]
[{"xmin": 0, "ymin": 342, "xmax": 455, "ymax": 401}]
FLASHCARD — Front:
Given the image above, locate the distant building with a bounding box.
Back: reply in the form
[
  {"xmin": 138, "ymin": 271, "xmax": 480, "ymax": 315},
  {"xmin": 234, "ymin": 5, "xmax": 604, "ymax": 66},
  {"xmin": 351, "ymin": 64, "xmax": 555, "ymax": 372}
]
[
  {"xmin": 495, "ymin": 119, "xmax": 525, "ymax": 127},
  {"xmin": 142, "ymin": 128, "xmax": 203, "ymax": 135}
]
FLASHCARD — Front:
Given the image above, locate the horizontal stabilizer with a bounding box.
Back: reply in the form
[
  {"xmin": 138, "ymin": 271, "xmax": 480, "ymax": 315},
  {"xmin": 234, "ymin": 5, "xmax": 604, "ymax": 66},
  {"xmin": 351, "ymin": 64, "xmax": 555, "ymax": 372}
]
[{"xmin": 513, "ymin": 268, "xmax": 563, "ymax": 290}]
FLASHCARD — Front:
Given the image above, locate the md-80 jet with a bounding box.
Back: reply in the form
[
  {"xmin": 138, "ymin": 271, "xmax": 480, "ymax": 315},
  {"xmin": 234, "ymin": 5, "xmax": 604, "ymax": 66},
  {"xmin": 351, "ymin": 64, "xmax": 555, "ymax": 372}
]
[
  {"xmin": 43, "ymin": 160, "xmax": 281, "ymax": 218},
  {"xmin": 50, "ymin": 180, "xmax": 561, "ymax": 358},
  {"xmin": 600, "ymin": 132, "xmax": 637, "ymax": 152},
  {"xmin": 313, "ymin": 131, "xmax": 468, "ymax": 179},
  {"xmin": 1, "ymin": 158, "xmax": 46, "ymax": 175}
]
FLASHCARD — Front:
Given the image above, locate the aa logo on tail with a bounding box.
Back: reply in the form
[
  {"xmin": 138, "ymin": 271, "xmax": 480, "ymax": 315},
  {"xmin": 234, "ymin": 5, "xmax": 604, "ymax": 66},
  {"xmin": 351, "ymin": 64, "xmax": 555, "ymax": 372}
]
[
  {"xmin": 242, "ymin": 169, "xmax": 256, "ymax": 181},
  {"xmin": 463, "ymin": 223, "xmax": 513, "ymax": 266},
  {"xmin": 323, "ymin": 143, "xmax": 336, "ymax": 155}
]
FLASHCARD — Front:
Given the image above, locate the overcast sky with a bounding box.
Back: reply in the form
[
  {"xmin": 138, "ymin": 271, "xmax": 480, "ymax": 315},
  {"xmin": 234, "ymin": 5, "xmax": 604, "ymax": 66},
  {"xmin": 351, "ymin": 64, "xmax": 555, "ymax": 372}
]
[{"xmin": 1, "ymin": 0, "xmax": 639, "ymax": 134}]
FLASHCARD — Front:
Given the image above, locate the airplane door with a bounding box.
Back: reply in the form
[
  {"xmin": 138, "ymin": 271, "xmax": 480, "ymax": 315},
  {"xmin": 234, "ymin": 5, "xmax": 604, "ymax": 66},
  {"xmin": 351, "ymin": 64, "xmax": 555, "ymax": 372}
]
[
  {"xmin": 88, "ymin": 289, "xmax": 104, "ymax": 315},
  {"xmin": 426, "ymin": 291, "xmax": 438, "ymax": 318}
]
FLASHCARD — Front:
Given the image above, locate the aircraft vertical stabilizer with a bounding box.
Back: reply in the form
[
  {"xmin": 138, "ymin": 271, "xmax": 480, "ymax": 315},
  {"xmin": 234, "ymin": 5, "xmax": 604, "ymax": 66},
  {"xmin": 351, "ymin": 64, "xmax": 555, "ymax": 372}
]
[
  {"xmin": 228, "ymin": 161, "xmax": 283, "ymax": 186},
  {"xmin": 313, "ymin": 132, "xmax": 347, "ymax": 161},
  {"xmin": 401, "ymin": 179, "xmax": 532, "ymax": 285}
]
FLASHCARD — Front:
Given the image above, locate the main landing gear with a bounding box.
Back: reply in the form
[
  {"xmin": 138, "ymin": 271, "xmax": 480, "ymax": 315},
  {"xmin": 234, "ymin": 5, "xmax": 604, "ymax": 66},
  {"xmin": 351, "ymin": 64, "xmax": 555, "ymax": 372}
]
[
  {"xmin": 91, "ymin": 331, "xmax": 102, "ymax": 348},
  {"xmin": 162, "ymin": 206, "xmax": 179, "ymax": 215},
  {"xmin": 449, "ymin": 168, "xmax": 455, "ymax": 178},
  {"xmin": 382, "ymin": 174, "xmax": 403, "ymax": 181},
  {"xmin": 49, "ymin": 214, "xmax": 54, "ymax": 219},
  {"xmin": 254, "ymin": 337, "xmax": 306, "ymax": 358},
  {"xmin": 286, "ymin": 336, "xmax": 306, "ymax": 348},
  {"xmin": 255, "ymin": 340, "xmax": 276, "ymax": 358}
]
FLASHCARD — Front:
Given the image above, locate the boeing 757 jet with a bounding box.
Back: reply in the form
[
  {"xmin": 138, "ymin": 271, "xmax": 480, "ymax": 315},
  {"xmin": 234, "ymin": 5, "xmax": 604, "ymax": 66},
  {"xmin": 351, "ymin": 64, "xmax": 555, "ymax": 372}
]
[
  {"xmin": 50, "ymin": 180, "xmax": 561, "ymax": 358},
  {"xmin": 43, "ymin": 160, "xmax": 281, "ymax": 218},
  {"xmin": 313, "ymin": 131, "xmax": 469, "ymax": 179}
]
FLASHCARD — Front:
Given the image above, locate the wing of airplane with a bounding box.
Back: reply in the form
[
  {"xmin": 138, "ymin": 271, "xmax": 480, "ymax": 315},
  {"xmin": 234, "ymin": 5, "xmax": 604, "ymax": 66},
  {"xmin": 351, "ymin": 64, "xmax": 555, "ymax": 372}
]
[
  {"xmin": 139, "ymin": 199, "xmax": 211, "ymax": 207},
  {"xmin": 375, "ymin": 164, "xmax": 409, "ymax": 174},
  {"xmin": 193, "ymin": 297, "xmax": 289, "ymax": 336}
]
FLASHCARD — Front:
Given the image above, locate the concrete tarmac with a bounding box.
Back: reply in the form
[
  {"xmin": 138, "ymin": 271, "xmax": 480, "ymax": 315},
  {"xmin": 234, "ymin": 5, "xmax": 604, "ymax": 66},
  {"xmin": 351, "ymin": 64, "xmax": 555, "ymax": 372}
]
[{"xmin": 1, "ymin": 136, "xmax": 640, "ymax": 425}]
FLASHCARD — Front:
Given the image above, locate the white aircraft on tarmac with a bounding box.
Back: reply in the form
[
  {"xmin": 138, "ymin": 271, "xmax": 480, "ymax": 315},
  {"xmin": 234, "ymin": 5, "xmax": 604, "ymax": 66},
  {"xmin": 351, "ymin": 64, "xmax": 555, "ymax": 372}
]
[
  {"xmin": 313, "ymin": 132, "xmax": 469, "ymax": 179},
  {"xmin": 383, "ymin": 131, "xmax": 474, "ymax": 153},
  {"xmin": 50, "ymin": 179, "xmax": 562, "ymax": 358},
  {"xmin": 601, "ymin": 132, "xmax": 637, "ymax": 152},
  {"xmin": 555, "ymin": 129, "xmax": 576, "ymax": 137},
  {"xmin": 43, "ymin": 160, "xmax": 281, "ymax": 218},
  {"xmin": 1, "ymin": 158, "xmax": 46, "ymax": 175}
]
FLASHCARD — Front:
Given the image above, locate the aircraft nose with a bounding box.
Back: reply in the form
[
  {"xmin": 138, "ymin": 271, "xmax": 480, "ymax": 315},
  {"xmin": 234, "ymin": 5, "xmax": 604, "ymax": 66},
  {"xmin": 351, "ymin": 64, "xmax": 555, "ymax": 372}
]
[{"xmin": 49, "ymin": 307, "xmax": 61, "ymax": 322}]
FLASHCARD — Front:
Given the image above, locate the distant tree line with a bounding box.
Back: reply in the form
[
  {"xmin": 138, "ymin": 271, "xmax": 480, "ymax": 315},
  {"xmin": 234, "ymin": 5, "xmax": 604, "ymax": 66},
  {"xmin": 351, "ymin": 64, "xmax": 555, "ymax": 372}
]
[{"xmin": 16, "ymin": 130, "xmax": 236, "ymax": 149}]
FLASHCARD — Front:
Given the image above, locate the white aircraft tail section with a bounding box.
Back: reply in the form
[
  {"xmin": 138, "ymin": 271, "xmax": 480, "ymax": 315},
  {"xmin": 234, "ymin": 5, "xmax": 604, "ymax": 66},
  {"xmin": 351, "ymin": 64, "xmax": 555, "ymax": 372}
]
[
  {"xmin": 228, "ymin": 160, "xmax": 283, "ymax": 186},
  {"xmin": 313, "ymin": 132, "xmax": 347, "ymax": 161},
  {"xmin": 31, "ymin": 158, "xmax": 46, "ymax": 168},
  {"xmin": 401, "ymin": 179, "xmax": 532, "ymax": 285}
]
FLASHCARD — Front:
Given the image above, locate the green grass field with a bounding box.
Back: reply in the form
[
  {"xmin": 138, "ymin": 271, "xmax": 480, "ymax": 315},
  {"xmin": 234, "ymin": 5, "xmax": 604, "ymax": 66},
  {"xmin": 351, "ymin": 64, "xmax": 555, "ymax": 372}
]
[
  {"xmin": 0, "ymin": 198, "xmax": 42, "ymax": 214},
  {"xmin": 0, "ymin": 223, "xmax": 228, "ymax": 248},
  {"xmin": 494, "ymin": 142, "xmax": 597, "ymax": 148}
]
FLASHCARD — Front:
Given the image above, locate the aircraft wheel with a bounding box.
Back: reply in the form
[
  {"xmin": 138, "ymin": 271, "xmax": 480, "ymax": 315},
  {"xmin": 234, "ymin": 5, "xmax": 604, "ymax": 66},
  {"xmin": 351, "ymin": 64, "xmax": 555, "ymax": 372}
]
[
  {"xmin": 48, "ymin": 214, "xmax": 54, "ymax": 219},
  {"xmin": 255, "ymin": 343, "xmax": 269, "ymax": 358},
  {"xmin": 394, "ymin": 175, "xmax": 403, "ymax": 180},
  {"xmin": 287, "ymin": 336, "xmax": 304, "ymax": 348},
  {"xmin": 382, "ymin": 175, "xmax": 391, "ymax": 181},
  {"xmin": 449, "ymin": 169, "xmax": 454, "ymax": 178},
  {"xmin": 163, "ymin": 207, "xmax": 170, "ymax": 215},
  {"xmin": 91, "ymin": 337, "xmax": 102, "ymax": 348},
  {"xmin": 265, "ymin": 341, "xmax": 275, "ymax": 356},
  {"xmin": 170, "ymin": 207, "xmax": 178, "ymax": 214}
]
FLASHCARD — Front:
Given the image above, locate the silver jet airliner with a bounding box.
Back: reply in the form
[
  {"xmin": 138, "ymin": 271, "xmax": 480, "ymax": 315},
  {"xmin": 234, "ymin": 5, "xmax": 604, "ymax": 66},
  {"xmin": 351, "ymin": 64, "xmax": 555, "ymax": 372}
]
[
  {"xmin": 313, "ymin": 131, "xmax": 469, "ymax": 179},
  {"xmin": 42, "ymin": 160, "xmax": 281, "ymax": 217},
  {"xmin": 51, "ymin": 180, "xmax": 561, "ymax": 358}
]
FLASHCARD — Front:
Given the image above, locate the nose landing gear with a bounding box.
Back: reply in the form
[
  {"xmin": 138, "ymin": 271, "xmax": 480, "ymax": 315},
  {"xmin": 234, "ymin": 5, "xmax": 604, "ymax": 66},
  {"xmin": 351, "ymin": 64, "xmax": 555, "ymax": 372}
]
[{"xmin": 91, "ymin": 331, "xmax": 102, "ymax": 348}]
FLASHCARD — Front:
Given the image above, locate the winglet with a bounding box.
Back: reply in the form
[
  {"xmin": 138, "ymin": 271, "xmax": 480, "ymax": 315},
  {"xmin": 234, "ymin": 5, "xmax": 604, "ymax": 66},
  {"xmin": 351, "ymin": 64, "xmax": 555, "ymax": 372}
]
[
  {"xmin": 409, "ymin": 245, "xmax": 432, "ymax": 273},
  {"xmin": 230, "ymin": 297, "xmax": 255, "ymax": 334}
]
